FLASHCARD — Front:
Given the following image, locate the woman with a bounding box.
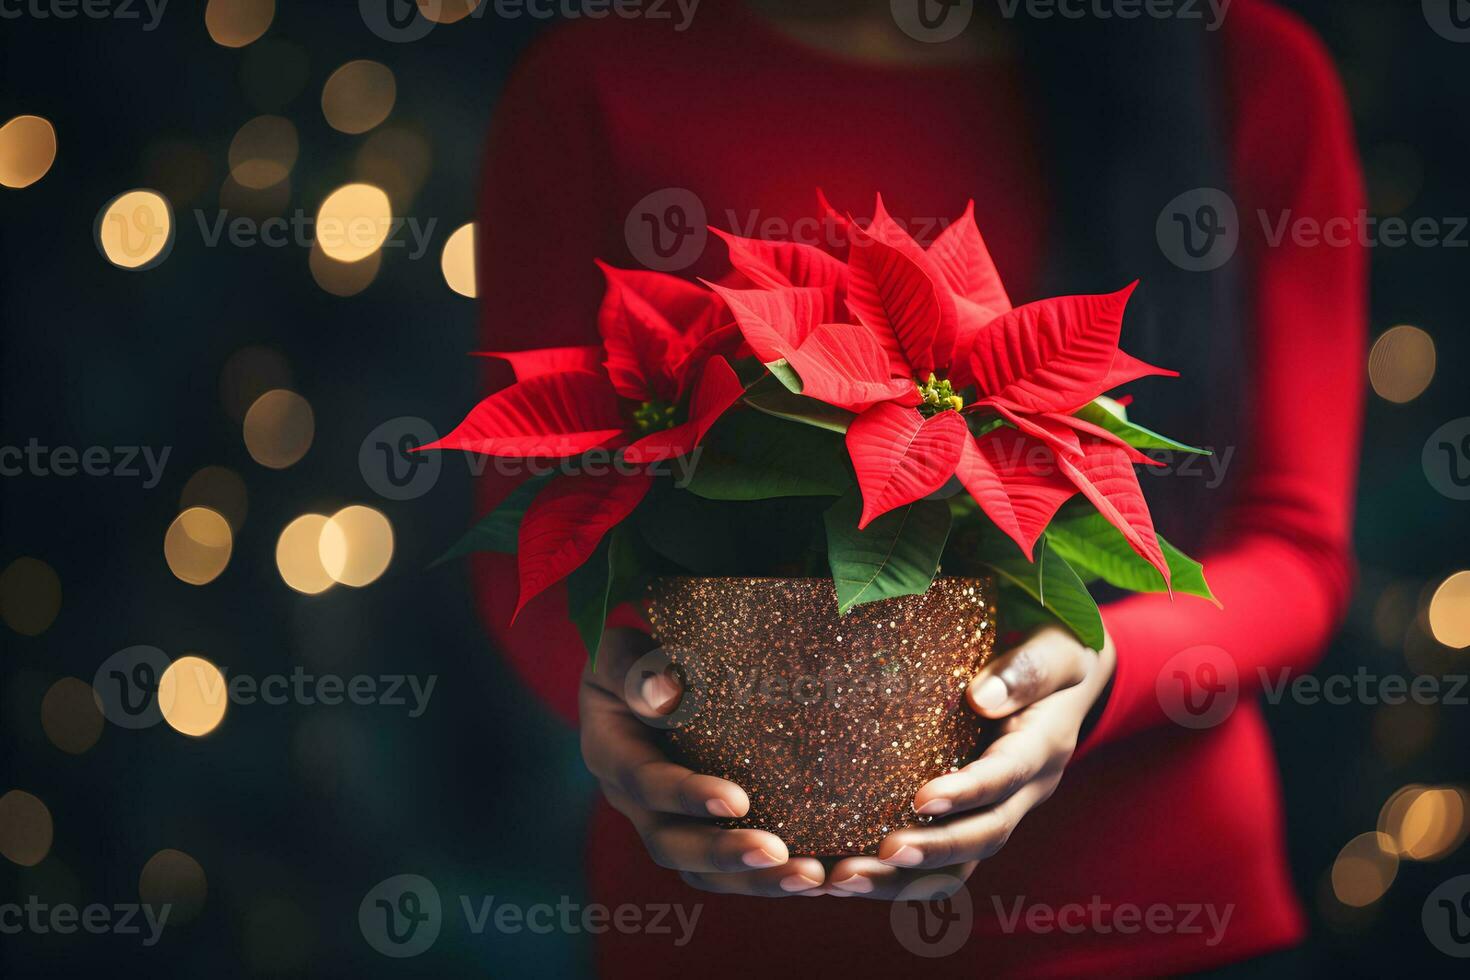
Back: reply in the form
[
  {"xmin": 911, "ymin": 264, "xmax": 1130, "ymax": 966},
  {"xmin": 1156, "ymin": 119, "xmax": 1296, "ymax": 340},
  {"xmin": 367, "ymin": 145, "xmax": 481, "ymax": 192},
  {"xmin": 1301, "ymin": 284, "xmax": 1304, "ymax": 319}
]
[{"xmin": 470, "ymin": 1, "xmax": 1363, "ymax": 974}]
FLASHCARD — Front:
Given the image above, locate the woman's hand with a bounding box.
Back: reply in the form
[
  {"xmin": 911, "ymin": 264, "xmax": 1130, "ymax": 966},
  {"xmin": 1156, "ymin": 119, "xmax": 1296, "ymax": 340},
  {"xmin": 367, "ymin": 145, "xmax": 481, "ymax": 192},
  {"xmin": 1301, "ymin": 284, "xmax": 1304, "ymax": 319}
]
[
  {"xmin": 825, "ymin": 625, "xmax": 1115, "ymax": 899},
  {"xmin": 579, "ymin": 628, "xmax": 831, "ymax": 896}
]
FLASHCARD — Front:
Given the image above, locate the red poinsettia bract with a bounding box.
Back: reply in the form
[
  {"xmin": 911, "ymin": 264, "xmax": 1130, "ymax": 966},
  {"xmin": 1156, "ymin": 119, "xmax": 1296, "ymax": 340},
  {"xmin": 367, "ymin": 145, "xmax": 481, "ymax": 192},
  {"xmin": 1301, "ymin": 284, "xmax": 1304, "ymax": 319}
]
[
  {"xmin": 423, "ymin": 264, "xmax": 744, "ymax": 615},
  {"xmin": 712, "ymin": 194, "xmax": 1177, "ymax": 586}
]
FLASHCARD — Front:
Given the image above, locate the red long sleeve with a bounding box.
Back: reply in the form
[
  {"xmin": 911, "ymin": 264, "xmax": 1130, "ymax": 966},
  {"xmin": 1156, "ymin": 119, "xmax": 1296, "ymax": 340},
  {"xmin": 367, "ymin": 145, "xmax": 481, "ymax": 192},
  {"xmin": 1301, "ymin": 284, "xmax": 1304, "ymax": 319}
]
[{"xmin": 1080, "ymin": 12, "xmax": 1366, "ymax": 752}]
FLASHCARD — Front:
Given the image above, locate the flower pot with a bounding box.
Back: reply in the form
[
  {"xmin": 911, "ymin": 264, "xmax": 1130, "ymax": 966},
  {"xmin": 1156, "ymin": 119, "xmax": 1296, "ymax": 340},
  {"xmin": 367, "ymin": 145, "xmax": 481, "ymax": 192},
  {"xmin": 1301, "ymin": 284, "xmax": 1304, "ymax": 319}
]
[{"xmin": 644, "ymin": 576, "xmax": 996, "ymax": 856}]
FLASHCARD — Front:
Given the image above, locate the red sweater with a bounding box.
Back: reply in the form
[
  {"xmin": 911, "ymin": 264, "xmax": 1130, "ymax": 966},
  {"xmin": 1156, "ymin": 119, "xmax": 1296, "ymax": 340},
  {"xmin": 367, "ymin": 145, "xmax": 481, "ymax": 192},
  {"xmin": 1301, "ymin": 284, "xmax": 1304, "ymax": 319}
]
[{"xmin": 470, "ymin": 3, "xmax": 1364, "ymax": 975}]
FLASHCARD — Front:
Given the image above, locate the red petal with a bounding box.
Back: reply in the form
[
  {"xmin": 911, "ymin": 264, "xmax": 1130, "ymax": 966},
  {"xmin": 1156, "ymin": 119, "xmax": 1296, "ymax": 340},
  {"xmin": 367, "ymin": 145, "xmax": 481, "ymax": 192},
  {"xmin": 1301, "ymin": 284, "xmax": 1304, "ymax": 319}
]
[
  {"xmin": 926, "ymin": 200, "xmax": 1012, "ymax": 313},
  {"xmin": 597, "ymin": 265, "xmax": 685, "ymax": 402},
  {"xmin": 845, "ymin": 403, "xmax": 967, "ymax": 528},
  {"xmin": 1055, "ymin": 439, "xmax": 1171, "ymax": 587},
  {"xmin": 706, "ymin": 282, "xmax": 825, "ymax": 364},
  {"xmin": 711, "ymin": 227, "xmax": 847, "ymax": 293},
  {"xmin": 623, "ymin": 357, "xmax": 744, "ymax": 464},
  {"xmin": 969, "ymin": 283, "xmax": 1139, "ymax": 414},
  {"xmin": 421, "ymin": 371, "xmax": 625, "ymax": 458},
  {"xmin": 1043, "ymin": 411, "xmax": 1161, "ymax": 466},
  {"xmin": 515, "ymin": 471, "xmax": 653, "ymax": 617},
  {"xmin": 597, "ymin": 262, "xmax": 724, "ymax": 337},
  {"xmin": 992, "ymin": 403, "xmax": 1083, "ymax": 459},
  {"xmin": 956, "ymin": 432, "xmax": 1076, "ymax": 559},
  {"xmin": 786, "ymin": 323, "xmax": 919, "ymax": 413},
  {"xmin": 948, "ymin": 295, "xmax": 1003, "ymax": 389},
  {"xmin": 845, "ymin": 223, "xmax": 947, "ymax": 377},
  {"xmin": 1100, "ymin": 348, "xmax": 1179, "ymax": 392},
  {"xmin": 476, "ymin": 346, "xmax": 604, "ymax": 382},
  {"xmin": 671, "ymin": 321, "xmax": 744, "ymax": 398}
]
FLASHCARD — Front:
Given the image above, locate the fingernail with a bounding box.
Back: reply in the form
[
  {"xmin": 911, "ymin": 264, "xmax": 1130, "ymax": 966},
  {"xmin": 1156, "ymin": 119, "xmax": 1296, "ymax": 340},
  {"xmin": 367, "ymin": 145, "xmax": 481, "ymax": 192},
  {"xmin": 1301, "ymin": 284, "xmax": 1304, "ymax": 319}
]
[
  {"xmin": 883, "ymin": 845, "xmax": 924, "ymax": 867},
  {"xmin": 707, "ymin": 799, "xmax": 738, "ymax": 818},
  {"xmin": 974, "ymin": 675, "xmax": 1008, "ymax": 712},
  {"xmin": 916, "ymin": 798, "xmax": 953, "ymax": 816},
  {"xmin": 832, "ymin": 874, "xmax": 873, "ymax": 894},
  {"xmin": 743, "ymin": 848, "xmax": 783, "ymax": 869},
  {"xmin": 780, "ymin": 874, "xmax": 822, "ymax": 892},
  {"xmin": 640, "ymin": 673, "xmax": 680, "ymax": 713}
]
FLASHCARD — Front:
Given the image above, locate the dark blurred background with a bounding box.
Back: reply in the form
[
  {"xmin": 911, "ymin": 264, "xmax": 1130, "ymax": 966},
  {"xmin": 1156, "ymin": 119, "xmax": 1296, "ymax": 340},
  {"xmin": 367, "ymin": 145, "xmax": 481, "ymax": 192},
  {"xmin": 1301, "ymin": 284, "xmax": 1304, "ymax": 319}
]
[{"xmin": 0, "ymin": 1, "xmax": 1466, "ymax": 976}]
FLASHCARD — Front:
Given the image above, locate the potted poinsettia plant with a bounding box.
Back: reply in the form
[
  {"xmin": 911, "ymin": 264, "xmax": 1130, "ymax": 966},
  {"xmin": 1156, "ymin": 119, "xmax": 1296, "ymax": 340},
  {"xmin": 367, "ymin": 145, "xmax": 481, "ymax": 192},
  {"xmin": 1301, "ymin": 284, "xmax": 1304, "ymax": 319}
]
[{"xmin": 425, "ymin": 194, "xmax": 1215, "ymax": 855}]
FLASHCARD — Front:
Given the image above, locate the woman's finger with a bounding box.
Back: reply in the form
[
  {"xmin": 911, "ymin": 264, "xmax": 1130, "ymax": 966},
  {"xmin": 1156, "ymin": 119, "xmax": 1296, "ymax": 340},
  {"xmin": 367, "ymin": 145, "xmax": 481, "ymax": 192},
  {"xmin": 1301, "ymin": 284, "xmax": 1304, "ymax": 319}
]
[
  {"xmin": 680, "ymin": 857, "xmax": 829, "ymax": 897},
  {"xmin": 827, "ymin": 857, "xmax": 975, "ymax": 900},
  {"xmin": 874, "ymin": 777, "xmax": 1056, "ymax": 870},
  {"xmin": 603, "ymin": 789, "xmax": 793, "ymax": 874},
  {"xmin": 966, "ymin": 627, "xmax": 1096, "ymax": 718},
  {"xmin": 912, "ymin": 728, "xmax": 1054, "ymax": 816}
]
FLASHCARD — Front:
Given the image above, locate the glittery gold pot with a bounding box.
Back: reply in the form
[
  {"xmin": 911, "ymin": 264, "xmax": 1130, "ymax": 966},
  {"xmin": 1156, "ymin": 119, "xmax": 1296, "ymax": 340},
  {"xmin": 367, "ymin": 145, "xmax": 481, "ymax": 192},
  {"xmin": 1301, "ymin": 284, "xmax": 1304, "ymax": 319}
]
[{"xmin": 645, "ymin": 576, "xmax": 996, "ymax": 856}]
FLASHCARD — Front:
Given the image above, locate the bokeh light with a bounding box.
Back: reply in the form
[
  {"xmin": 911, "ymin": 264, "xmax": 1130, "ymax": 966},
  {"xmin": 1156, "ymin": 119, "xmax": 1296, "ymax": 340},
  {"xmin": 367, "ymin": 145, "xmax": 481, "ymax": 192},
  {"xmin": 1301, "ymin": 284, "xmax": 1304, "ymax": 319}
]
[
  {"xmin": 0, "ymin": 790, "xmax": 53, "ymax": 867},
  {"xmin": 205, "ymin": 0, "xmax": 275, "ymax": 48},
  {"xmin": 228, "ymin": 115, "xmax": 298, "ymax": 190},
  {"xmin": 1427, "ymin": 571, "xmax": 1470, "ymax": 649},
  {"xmin": 41, "ymin": 678, "xmax": 104, "ymax": 755},
  {"xmin": 96, "ymin": 189, "xmax": 174, "ymax": 270},
  {"xmin": 0, "ymin": 114, "xmax": 58, "ymax": 188},
  {"xmin": 1383, "ymin": 786, "xmax": 1468, "ymax": 861},
  {"xmin": 277, "ymin": 515, "xmax": 335, "ymax": 595},
  {"xmin": 220, "ymin": 345, "xmax": 293, "ymax": 422},
  {"xmin": 309, "ymin": 241, "xmax": 380, "ymax": 297},
  {"xmin": 0, "ymin": 556, "xmax": 61, "ymax": 636},
  {"xmin": 315, "ymin": 183, "xmax": 392, "ymax": 263},
  {"xmin": 159, "ymin": 655, "xmax": 229, "ymax": 737},
  {"xmin": 352, "ymin": 124, "xmax": 431, "ymax": 209},
  {"xmin": 441, "ymin": 222, "xmax": 477, "ymax": 298},
  {"xmin": 1367, "ymin": 325, "xmax": 1435, "ymax": 403},
  {"xmin": 420, "ymin": 0, "xmax": 484, "ymax": 23},
  {"xmin": 1330, "ymin": 831, "xmax": 1398, "ymax": 907},
  {"xmin": 243, "ymin": 389, "xmax": 314, "ymax": 469},
  {"xmin": 180, "ymin": 466, "xmax": 249, "ymax": 532},
  {"xmin": 321, "ymin": 60, "xmax": 396, "ymax": 135},
  {"xmin": 164, "ymin": 507, "xmax": 234, "ymax": 586},
  {"xmin": 140, "ymin": 849, "xmax": 209, "ymax": 924},
  {"xmin": 319, "ymin": 506, "xmax": 394, "ymax": 588}
]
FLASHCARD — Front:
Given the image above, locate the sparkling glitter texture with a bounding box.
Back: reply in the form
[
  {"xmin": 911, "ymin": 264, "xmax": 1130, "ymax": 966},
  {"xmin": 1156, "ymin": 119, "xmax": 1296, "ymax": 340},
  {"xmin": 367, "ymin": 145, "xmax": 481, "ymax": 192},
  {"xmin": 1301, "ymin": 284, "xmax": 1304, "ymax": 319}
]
[{"xmin": 647, "ymin": 576, "xmax": 995, "ymax": 856}]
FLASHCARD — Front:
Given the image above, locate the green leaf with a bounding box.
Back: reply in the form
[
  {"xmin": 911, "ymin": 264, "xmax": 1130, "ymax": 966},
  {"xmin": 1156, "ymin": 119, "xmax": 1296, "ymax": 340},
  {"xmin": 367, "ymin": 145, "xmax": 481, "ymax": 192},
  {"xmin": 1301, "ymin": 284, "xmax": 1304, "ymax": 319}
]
[
  {"xmin": 767, "ymin": 359, "xmax": 805, "ymax": 395},
  {"xmin": 565, "ymin": 526, "xmax": 652, "ymax": 665},
  {"xmin": 431, "ymin": 472, "xmax": 554, "ymax": 566},
  {"xmin": 683, "ymin": 411, "xmax": 849, "ymax": 500},
  {"xmin": 823, "ymin": 489, "xmax": 951, "ymax": 616},
  {"xmin": 743, "ymin": 375, "xmax": 855, "ymax": 434},
  {"xmin": 1073, "ymin": 399, "xmax": 1211, "ymax": 455},
  {"xmin": 1044, "ymin": 511, "xmax": 1217, "ymax": 605},
  {"xmin": 973, "ymin": 529, "xmax": 1105, "ymax": 649}
]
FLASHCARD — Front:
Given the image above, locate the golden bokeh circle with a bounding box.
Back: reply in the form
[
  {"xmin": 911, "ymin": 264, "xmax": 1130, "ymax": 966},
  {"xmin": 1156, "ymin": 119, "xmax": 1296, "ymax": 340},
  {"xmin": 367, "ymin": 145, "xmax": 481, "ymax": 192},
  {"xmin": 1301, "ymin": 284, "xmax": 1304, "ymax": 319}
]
[
  {"xmin": 164, "ymin": 507, "xmax": 233, "ymax": 586},
  {"xmin": 315, "ymin": 183, "xmax": 392, "ymax": 263},
  {"xmin": 441, "ymin": 222, "xmax": 477, "ymax": 298},
  {"xmin": 321, "ymin": 60, "xmax": 397, "ymax": 135},
  {"xmin": 0, "ymin": 556, "xmax": 61, "ymax": 636},
  {"xmin": 0, "ymin": 114, "xmax": 58, "ymax": 188},
  {"xmin": 309, "ymin": 241, "xmax": 381, "ymax": 297},
  {"xmin": 0, "ymin": 790, "xmax": 53, "ymax": 867},
  {"xmin": 41, "ymin": 678, "xmax": 105, "ymax": 755},
  {"xmin": 277, "ymin": 514, "xmax": 335, "ymax": 595},
  {"xmin": 158, "ymin": 655, "xmax": 229, "ymax": 737},
  {"xmin": 96, "ymin": 189, "xmax": 175, "ymax": 270},
  {"xmin": 205, "ymin": 0, "xmax": 275, "ymax": 48},
  {"xmin": 1330, "ymin": 831, "xmax": 1398, "ymax": 907},
  {"xmin": 1368, "ymin": 324, "xmax": 1436, "ymax": 404},
  {"xmin": 243, "ymin": 389, "xmax": 314, "ymax": 469},
  {"xmin": 140, "ymin": 849, "xmax": 209, "ymax": 924},
  {"xmin": 228, "ymin": 115, "xmax": 298, "ymax": 190},
  {"xmin": 1428, "ymin": 570, "xmax": 1470, "ymax": 649},
  {"xmin": 180, "ymin": 466, "xmax": 249, "ymax": 532},
  {"xmin": 319, "ymin": 506, "xmax": 394, "ymax": 588}
]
